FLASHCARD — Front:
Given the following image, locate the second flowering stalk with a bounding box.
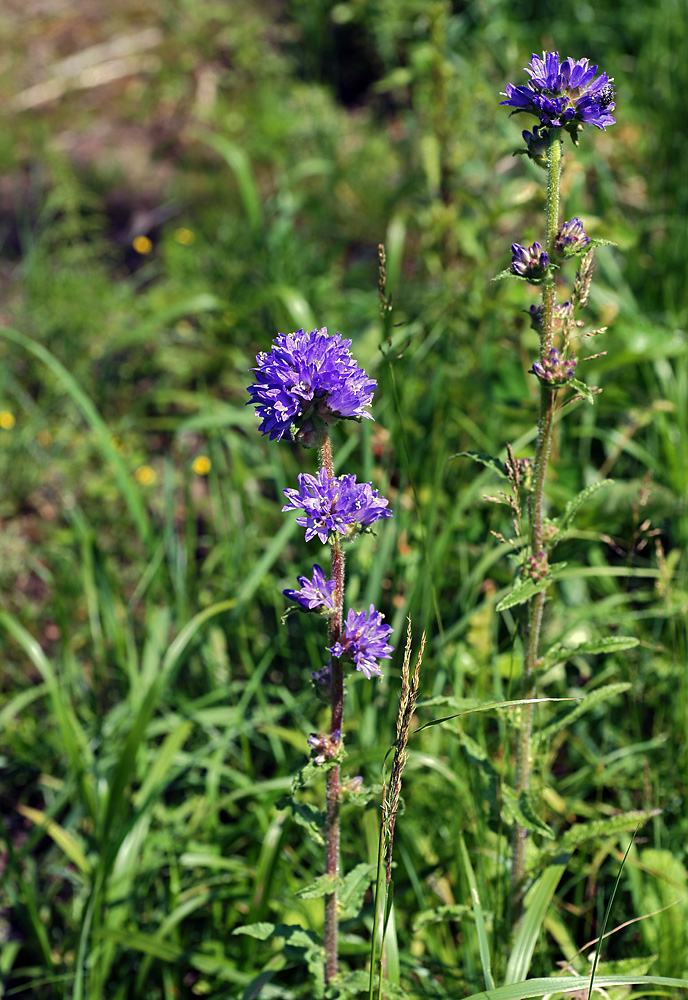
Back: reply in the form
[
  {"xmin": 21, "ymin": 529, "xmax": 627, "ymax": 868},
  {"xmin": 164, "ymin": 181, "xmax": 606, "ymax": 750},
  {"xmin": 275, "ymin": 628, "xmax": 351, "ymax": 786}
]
[{"xmin": 248, "ymin": 327, "xmax": 394, "ymax": 983}]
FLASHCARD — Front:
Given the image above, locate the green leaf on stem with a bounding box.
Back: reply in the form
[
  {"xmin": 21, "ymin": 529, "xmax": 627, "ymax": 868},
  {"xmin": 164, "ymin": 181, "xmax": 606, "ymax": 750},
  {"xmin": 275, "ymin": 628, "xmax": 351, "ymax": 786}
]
[
  {"xmin": 534, "ymin": 681, "xmax": 631, "ymax": 746},
  {"xmin": 338, "ymin": 862, "xmax": 376, "ymax": 920},
  {"xmin": 451, "ymin": 450, "xmax": 508, "ymax": 478},
  {"xmin": 559, "ymin": 809, "xmax": 661, "ymax": 852},
  {"xmin": 277, "ymin": 798, "xmax": 326, "ymax": 844},
  {"xmin": 541, "ymin": 638, "xmax": 638, "ymax": 671},
  {"xmin": 495, "ymin": 563, "xmax": 567, "ymax": 611},
  {"xmin": 296, "ymin": 874, "xmax": 343, "ymax": 900},
  {"xmin": 558, "ymin": 478, "xmax": 615, "ymax": 530},
  {"xmin": 568, "ymin": 378, "xmax": 597, "ymax": 403}
]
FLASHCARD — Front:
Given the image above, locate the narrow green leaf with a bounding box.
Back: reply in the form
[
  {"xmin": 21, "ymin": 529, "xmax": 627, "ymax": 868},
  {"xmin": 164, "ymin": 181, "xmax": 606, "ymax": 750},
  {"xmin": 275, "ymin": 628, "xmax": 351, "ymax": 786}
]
[
  {"xmin": 451, "ymin": 451, "xmax": 508, "ymax": 478},
  {"xmin": 588, "ymin": 836, "xmax": 636, "ymax": 1000},
  {"xmin": 200, "ymin": 134, "xmax": 263, "ymax": 229},
  {"xmin": 459, "ymin": 973, "xmax": 688, "ymax": 1000},
  {"xmin": 17, "ymin": 805, "xmax": 91, "ymax": 875},
  {"xmin": 568, "ymin": 378, "xmax": 596, "ymax": 403},
  {"xmin": 505, "ymin": 858, "xmax": 568, "ymax": 985},
  {"xmin": 559, "ymin": 479, "xmax": 614, "ymax": 530},
  {"xmin": 0, "ymin": 610, "xmax": 98, "ymax": 822},
  {"xmin": 535, "ymin": 682, "xmax": 632, "ymax": 746},
  {"xmin": 0, "ymin": 325, "xmax": 151, "ymax": 546},
  {"xmin": 459, "ymin": 833, "xmax": 495, "ymax": 991}
]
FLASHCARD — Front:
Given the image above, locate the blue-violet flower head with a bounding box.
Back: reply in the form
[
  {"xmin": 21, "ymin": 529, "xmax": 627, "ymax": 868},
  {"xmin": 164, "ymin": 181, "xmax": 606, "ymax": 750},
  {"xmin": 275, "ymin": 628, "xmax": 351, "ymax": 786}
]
[
  {"xmin": 283, "ymin": 564, "xmax": 336, "ymax": 613},
  {"xmin": 501, "ymin": 51, "xmax": 615, "ymax": 132},
  {"xmin": 282, "ymin": 468, "xmax": 392, "ymax": 543},
  {"xmin": 554, "ymin": 217, "xmax": 590, "ymax": 257},
  {"xmin": 511, "ymin": 241, "xmax": 550, "ymax": 281},
  {"xmin": 247, "ymin": 327, "xmax": 376, "ymax": 444},
  {"xmin": 329, "ymin": 605, "xmax": 394, "ymax": 679}
]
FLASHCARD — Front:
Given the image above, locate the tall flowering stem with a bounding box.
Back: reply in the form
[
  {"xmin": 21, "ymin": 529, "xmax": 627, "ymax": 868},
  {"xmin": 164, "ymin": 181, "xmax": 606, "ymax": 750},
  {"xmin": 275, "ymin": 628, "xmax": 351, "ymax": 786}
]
[
  {"xmin": 512, "ymin": 129, "xmax": 562, "ymax": 906},
  {"xmin": 501, "ymin": 53, "xmax": 616, "ymax": 908},
  {"xmin": 319, "ymin": 432, "xmax": 345, "ymax": 982},
  {"xmin": 248, "ymin": 327, "xmax": 394, "ymax": 985}
]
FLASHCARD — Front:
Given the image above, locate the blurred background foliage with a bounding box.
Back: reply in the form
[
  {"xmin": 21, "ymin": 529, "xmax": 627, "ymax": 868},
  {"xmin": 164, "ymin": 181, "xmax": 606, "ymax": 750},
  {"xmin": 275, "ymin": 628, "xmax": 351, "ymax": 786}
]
[{"xmin": 0, "ymin": 0, "xmax": 687, "ymax": 997}]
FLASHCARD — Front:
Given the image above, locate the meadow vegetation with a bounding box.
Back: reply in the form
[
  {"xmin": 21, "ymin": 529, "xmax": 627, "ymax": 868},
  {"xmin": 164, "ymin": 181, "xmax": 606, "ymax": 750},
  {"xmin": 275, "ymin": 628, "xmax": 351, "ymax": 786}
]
[{"xmin": 0, "ymin": 1, "xmax": 687, "ymax": 997}]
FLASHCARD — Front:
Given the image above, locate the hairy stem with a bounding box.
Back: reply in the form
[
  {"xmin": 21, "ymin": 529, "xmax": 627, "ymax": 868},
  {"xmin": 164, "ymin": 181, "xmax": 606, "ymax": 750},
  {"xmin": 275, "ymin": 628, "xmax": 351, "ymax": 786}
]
[
  {"xmin": 511, "ymin": 129, "xmax": 562, "ymax": 912},
  {"xmin": 320, "ymin": 433, "xmax": 345, "ymax": 984}
]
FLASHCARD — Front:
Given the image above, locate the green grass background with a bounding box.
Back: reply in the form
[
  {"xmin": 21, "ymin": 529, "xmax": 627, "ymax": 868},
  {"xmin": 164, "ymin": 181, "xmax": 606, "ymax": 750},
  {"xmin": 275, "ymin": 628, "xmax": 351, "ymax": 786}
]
[{"xmin": 0, "ymin": 0, "xmax": 687, "ymax": 997}]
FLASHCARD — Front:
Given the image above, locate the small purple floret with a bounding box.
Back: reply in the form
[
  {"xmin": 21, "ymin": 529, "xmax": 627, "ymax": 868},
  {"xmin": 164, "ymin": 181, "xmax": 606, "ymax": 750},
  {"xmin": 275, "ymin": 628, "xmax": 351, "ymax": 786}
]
[
  {"xmin": 282, "ymin": 468, "xmax": 392, "ymax": 543},
  {"xmin": 501, "ymin": 51, "xmax": 615, "ymax": 132},
  {"xmin": 511, "ymin": 241, "xmax": 550, "ymax": 280},
  {"xmin": 247, "ymin": 327, "xmax": 376, "ymax": 443},
  {"xmin": 554, "ymin": 218, "xmax": 590, "ymax": 257},
  {"xmin": 531, "ymin": 347, "xmax": 577, "ymax": 384},
  {"xmin": 329, "ymin": 604, "xmax": 394, "ymax": 679},
  {"xmin": 283, "ymin": 564, "xmax": 336, "ymax": 612}
]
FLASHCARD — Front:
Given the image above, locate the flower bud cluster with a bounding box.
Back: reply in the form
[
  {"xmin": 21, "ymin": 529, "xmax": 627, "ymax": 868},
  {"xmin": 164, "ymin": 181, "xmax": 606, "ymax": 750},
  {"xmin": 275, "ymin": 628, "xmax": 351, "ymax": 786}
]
[
  {"xmin": 554, "ymin": 217, "xmax": 590, "ymax": 258},
  {"xmin": 511, "ymin": 242, "xmax": 550, "ymax": 281},
  {"xmin": 531, "ymin": 347, "xmax": 577, "ymax": 385},
  {"xmin": 526, "ymin": 551, "xmax": 549, "ymax": 583}
]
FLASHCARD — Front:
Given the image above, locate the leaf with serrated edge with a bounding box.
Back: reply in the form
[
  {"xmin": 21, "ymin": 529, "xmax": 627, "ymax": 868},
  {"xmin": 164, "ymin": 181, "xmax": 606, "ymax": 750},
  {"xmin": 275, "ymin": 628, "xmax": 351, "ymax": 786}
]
[
  {"xmin": 496, "ymin": 563, "xmax": 567, "ymax": 612},
  {"xmin": 559, "ymin": 479, "xmax": 614, "ymax": 530},
  {"xmin": 295, "ymin": 874, "xmax": 342, "ymax": 899},
  {"xmin": 338, "ymin": 862, "xmax": 375, "ymax": 920},
  {"xmin": 542, "ymin": 637, "xmax": 637, "ymax": 671},
  {"xmin": 560, "ymin": 809, "xmax": 661, "ymax": 852}
]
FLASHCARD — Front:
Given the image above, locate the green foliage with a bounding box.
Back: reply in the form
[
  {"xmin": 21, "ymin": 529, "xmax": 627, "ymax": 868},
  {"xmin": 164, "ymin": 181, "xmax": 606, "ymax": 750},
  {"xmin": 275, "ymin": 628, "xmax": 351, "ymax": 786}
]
[{"xmin": 0, "ymin": 1, "xmax": 686, "ymax": 997}]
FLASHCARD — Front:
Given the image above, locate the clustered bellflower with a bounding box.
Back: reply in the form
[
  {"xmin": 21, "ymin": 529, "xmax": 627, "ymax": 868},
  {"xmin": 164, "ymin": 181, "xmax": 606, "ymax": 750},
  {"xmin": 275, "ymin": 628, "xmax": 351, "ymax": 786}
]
[
  {"xmin": 247, "ymin": 327, "xmax": 376, "ymax": 444},
  {"xmin": 282, "ymin": 468, "xmax": 392, "ymax": 543},
  {"xmin": 248, "ymin": 327, "xmax": 395, "ymax": 687},
  {"xmin": 501, "ymin": 51, "xmax": 615, "ymax": 134},
  {"xmin": 329, "ymin": 606, "xmax": 394, "ymax": 679},
  {"xmin": 284, "ymin": 564, "xmax": 336, "ymax": 613}
]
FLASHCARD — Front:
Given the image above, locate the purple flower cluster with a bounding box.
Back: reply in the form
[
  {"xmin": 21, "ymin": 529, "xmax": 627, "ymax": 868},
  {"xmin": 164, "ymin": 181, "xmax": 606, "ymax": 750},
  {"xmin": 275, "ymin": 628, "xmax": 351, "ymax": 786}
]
[
  {"xmin": 284, "ymin": 564, "xmax": 336, "ymax": 613},
  {"xmin": 531, "ymin": 347, "xmax": 577, "ymax": 385},
  {"xmin": 249, "ymin": 327, "xmax": 395, "ymax": 684},
  {"xmin": 247, "ymin": 327, "xmax": 376, "ymax": 443},
  {"xmin": 511, "ymin": 242, "xmax": 550, "ymax": 280},
  {"xmin": 282, "ymin": 468, "xmax": 392, "ymax": 543},
  {"xmin": 501, "ymin": 51, "xmax": 615, "ymax": 132},
  {"xmin": 329, "ymin": 606, "xmax": 394, "ymax": 679},
  {"xmin": 554, "ymin": 218, "xmax": 590, "ymax": 257}
]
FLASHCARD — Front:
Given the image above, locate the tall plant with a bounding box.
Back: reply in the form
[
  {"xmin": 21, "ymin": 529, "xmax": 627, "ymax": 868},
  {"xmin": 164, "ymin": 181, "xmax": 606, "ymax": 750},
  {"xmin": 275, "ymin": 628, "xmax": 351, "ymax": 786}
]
[
  {"xmin": 497, "ymin": 51, "xmax": 619, "ymax": 908},
  {"xmin": 247, "ymin": 328, "xmax": 394, "ymax": 983}
]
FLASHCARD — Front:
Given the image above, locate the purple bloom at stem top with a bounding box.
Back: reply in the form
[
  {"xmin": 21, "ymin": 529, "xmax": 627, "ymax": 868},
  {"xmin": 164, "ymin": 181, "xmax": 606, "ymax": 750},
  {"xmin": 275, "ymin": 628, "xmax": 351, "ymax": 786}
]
[
  {"xmin": 501, "ymin": 51, "xmax": 615, "ymax": 131},
  {"xmin": 247, "ymin": 327, "xmax": 376, "ymax": 443},
  {"xmin": 329, "ymin": 605, "xmax": 394, "ymax": 679},
  {"xmin": 283, "ymin": 564, "xmax": 336, "ymax": 612},
  {"xmin": 282, "ymin": 468, "xmax": 392, "ymax": 543}
]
